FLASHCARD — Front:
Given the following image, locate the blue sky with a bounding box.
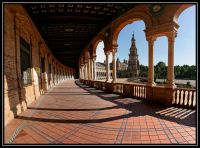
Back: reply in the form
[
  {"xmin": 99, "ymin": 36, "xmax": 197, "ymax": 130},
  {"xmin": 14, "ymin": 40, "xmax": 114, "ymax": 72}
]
[{"xmin": 96, "ymin": 5, "xmax": 196, "ymax": 66}]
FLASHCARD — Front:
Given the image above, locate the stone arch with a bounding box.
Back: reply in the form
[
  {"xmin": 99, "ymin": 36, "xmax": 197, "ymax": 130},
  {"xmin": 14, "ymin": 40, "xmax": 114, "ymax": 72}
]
[
  {"xmin": 92, "ymin": 35, "xmax": 106, "ymax": 56},
  {"xmin": 111, "ymin": 11, "xmax": 152, "ymax": 45},
  {"xmin": 173, "ymin": 4, "xmax": 193, "ymax": 23}
]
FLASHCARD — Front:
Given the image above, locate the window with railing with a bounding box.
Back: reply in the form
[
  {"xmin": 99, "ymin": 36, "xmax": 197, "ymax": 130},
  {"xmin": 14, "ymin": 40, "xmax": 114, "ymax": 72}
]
[{"xmin": 20, "ymin": 37, "xmax": 32, "ymax": 86}]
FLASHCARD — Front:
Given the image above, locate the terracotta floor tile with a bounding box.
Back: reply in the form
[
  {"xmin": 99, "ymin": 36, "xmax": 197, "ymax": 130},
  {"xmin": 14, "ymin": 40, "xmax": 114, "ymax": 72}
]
[
  {"xmin": 150, "ymin": 135, "xmax": 159, "ymax": 140},
  {"xmin": 187, "ymin": 140, "xmax": 196, "ymax": 144},
  {"xmin": 148, "ymin": 131, "xmax": 157, "ymax": 136},
  {"xmin": 158, "ymin": 134, "xmax": 168, "ymax": 140},
  {"xmin": 141, "ymin": 140, "xmax": 151, "ymax": 144},
  {"xmin": 184, "ymin": 135, "xmax": 194, "ymax": 141},
  {"xmin": 159, "ymin": 139, "xmax": 171, "ymax": 144},
  {"xmin": 4, "ymin": 80, "xmax": 196, "ymax": 145},
  {"xmin": 173, "ymin": 133, "xmax": 183, "ymax": 138},
  {"xmin": 150, "ymin": 140, "xmax": 161, "ymax": 144},
  {"xmin": 141, "ymin": 135, "xmax": 150, "ymax": 140}
]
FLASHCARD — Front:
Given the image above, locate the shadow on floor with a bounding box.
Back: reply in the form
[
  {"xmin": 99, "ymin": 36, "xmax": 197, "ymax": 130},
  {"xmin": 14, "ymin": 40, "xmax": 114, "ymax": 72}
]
[
  {"xmin": 15, "ymin": 80, "xmax": 196, "ymax": 127},
  {"xmin": 74, "ymin": 80, "xmax": 196, "ymax": 127}
]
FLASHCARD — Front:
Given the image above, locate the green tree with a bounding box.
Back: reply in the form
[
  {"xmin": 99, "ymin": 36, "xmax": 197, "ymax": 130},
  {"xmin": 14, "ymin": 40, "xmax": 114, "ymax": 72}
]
[
  {"xmin": 154, "ymin": 61, "xmax": 167, "ymax": 79},
  {"xmin": 139, "ymin": 64, "xmax": 148, "ymax": 77},
  {"xmin": 139, "ymin": 62, "xmax": 196, "ymax": 80}
]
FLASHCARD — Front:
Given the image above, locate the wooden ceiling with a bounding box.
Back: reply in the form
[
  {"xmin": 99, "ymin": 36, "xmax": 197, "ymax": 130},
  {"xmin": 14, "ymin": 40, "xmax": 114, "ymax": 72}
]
[{"xmin": 23, "ymin": 3, "xmax": 137, "ymax": 68}]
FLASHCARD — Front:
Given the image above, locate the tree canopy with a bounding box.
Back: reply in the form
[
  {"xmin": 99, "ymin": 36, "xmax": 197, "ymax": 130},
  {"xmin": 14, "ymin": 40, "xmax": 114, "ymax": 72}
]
[{"xmin": 139, "ymin": 61, "xmax": 196, "ymax": 80}]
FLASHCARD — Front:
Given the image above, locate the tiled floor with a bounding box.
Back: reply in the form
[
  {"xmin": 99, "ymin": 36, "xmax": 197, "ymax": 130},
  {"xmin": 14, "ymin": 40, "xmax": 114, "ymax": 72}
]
[{"xmin": 4, "ymin": 80, "xmax": 197, "ymax": 145}]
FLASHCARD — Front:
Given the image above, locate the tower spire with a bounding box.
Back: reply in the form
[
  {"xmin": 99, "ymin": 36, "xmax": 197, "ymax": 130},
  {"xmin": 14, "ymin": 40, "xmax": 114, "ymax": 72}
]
[{"xmin": 132, "ymin": 31, "xmax": 135, "ymax": 42}]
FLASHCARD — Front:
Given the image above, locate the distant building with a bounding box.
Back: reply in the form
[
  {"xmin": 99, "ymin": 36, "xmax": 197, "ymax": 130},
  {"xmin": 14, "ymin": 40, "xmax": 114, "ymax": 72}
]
[
  {"xmin": 116, "ymin": 32, "xmax": 140, "ymax": 78},
  {"xmin": 96, "ymin": 32, "xmax": 140, "ymax": 80},
  {"xmin": 96, "ymin": 61, "xmax": 112, "ymax": 80},
  {"xmin": 116, "ymin": 58, "xmax": 129, "ymax": 78}
]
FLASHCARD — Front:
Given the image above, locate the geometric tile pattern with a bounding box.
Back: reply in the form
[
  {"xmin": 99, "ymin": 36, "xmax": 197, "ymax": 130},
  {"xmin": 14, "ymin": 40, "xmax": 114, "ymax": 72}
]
[{"xmin": 4, "ymin": 80, "xmax": 197, "ymax": 145}]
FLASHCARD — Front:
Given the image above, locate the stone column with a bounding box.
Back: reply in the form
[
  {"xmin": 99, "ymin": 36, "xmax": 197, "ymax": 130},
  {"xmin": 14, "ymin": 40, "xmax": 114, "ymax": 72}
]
[
  {"xmin": 85, "ymin": 63, "xmax": 88, "ymax": 80},
  {"xmin": 92, "ymin": 56, "xmax": 96, "ymax": 80},
  {"xmin": 111, "ymin": 46, "xmax": 118, "ymax": 83},
  {"xmin": 88, "ymin": 59, "xmax": 91, "ymax": 80},
  {"xmin": 81, "ymin": 66, "xmax": 84, "ymax": 79},
  {"xmin": 105, "ymin": 51, "xmax": 110, "ymax": 82},
  {"xmin": 65, "ymin": 71, "xmax": 66, "ymax": 80},
  {"xmin": 79, "ymin": 67, "xmax": 81, "ymax": 79},
  {"xmin": 80, "ymin": 67, "xmax": 82, "ymax": 79},
  {"xmin": 80, "ymin": 66, "xmax": 82, "ymax": 79},
  {"xmin": 166, "ymin": 31, "xmax": 176, "ymax": 88},
  {"xmin": 87, "ymin": 61, "xmax": 90, "ymax": 80},
  {"xmin": 90, "ymin": 58, "xmax": 93, "ymax": 80},
  {"xmin": 82, "ymin": 65, "xmax": 84, "ymax": 79},
  {"xmin": 58, "ymin": 69, "xmax": 60, "ymax": 83},
  {"xmin": 147, "ymin": 36, "xmax": 156, "ymax": 87}
]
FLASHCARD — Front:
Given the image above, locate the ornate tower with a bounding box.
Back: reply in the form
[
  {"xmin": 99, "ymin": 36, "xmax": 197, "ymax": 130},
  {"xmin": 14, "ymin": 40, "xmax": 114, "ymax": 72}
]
[{"xmin": 127, "ymin": 32, "xmax": 140, "ymax": 78}]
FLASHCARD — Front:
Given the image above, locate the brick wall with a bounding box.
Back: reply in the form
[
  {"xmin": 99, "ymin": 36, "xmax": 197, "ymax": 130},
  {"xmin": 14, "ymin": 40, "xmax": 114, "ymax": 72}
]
[{"xmin": 3, "ymin": 4, "xmax": 76, "ymax": 126}]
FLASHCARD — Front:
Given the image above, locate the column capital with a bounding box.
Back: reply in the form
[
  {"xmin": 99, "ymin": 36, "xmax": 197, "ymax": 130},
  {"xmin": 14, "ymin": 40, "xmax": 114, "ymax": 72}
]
[
  {"xmin": 104, "ymin": 50, "xmax": 110, "ymax": 56},
  {"xmin": 92, "ymin": 56, "xmax": 96, "ymax": 61},
  {"xmin": 111, "ymin": 44, "xmax": 118, "ymax": 53},
  {"xmin": 84, "ymin": 59, "xmax": 88, "ymax": 64},
  {"xmin": 146, "ymin": 35, "xmax": 156, "ymax": 43},
  {"xmin": 166, "ymin": 30, "xmax": 177, "ymax": 42}
]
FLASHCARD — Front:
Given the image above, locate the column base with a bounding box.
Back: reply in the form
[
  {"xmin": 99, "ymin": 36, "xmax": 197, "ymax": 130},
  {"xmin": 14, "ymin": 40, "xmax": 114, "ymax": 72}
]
[
  {"xmin": 106, "ymin": 79, "xmax": 110, "ymax": 82},
  {"xmin": 147, "ymin": 81, "xmax": 156, "ymax": 87},
  {"xmin": 165, "ymin": 81, "xmax": 176, "ymax": 88},
  {"xmin": 111, "ymin": 79, "xmax": 116, "ymax": 83}
]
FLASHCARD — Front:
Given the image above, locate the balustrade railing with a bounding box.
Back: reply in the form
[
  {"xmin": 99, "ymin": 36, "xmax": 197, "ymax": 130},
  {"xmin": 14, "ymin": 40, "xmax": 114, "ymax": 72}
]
[
  {"xmin": 173, "ymin": 88, "xmax": 196, "ymax": 108},
  {"xmin": 113, "ymin": 83, "xmax": 123, "ymax": 94},
  {"xmin": 79, "ymin": 79, "xmax": 196, "ymax": 109},
  {"xmin": 112, "ymin": 83, "xmax": 147, "ymax": 99}
]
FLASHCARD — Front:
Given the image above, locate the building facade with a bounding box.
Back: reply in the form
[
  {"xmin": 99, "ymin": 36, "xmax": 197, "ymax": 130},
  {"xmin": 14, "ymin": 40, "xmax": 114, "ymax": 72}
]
[{"xmin": 96, "ymin": 62, "xmax": 112, "ymax": 80}]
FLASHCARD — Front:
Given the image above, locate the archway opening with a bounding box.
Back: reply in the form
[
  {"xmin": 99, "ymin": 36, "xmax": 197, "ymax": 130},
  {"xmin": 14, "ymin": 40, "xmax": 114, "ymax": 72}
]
[
  {"xmin": 116, "ymin": 20, "xmax": 148, "ymax": 84},
  {"xmin": 96, "ymin": 41, "xmax": 106, "ymax": 80},
  {"xmin": 174, "ymin": 5, "xmax": 196, "ymax": 88},
  {"xmin": 153, "ymin": 36, "xmax": 168, "ymax": 86}
]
